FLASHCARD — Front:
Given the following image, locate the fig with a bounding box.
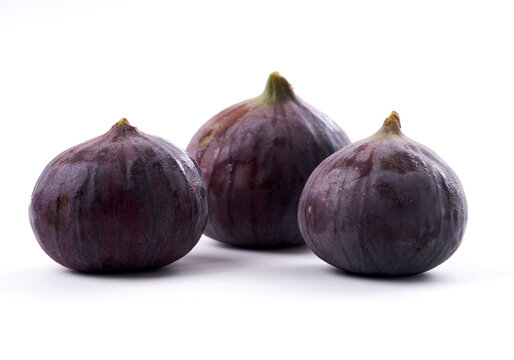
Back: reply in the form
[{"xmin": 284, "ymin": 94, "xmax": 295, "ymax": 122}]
[
  {"xmin": 187, "ymin": 72, "xmax": 351, "ymax": 248},
  {"xmin": 29, "ymin": 118, "xmax": 208, "ymax": 272},
  {"xmin": 298, "ymin": 111, "xmax": 467, "ymax": 276}
]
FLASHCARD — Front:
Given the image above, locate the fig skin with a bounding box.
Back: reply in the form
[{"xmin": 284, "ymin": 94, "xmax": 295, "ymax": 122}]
[
  {"xmin": 29, "ymin": 119, "xmax": 208, "ymax": 272},
  {"xmin": 187, "ymin": 72, "xmax": 351, "ymax": 248},
  {"xmin": 298, "ymin": 112, "xmax": 467, "ymax": 276}
]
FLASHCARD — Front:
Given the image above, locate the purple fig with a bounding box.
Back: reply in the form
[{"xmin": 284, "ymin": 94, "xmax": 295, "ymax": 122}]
[
  {"xmin": 298, "ymin": 111, "xmax": 467, "ymax": 276},
  {"xmin": 187, "ymin": 72, "xmax": 351, "ymax": 248},
  {"xmin": 29, "ymin": 118, "xmax": 208, "ymax": 272}
]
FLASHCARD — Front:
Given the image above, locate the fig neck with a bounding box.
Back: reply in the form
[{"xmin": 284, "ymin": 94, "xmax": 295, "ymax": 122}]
[
  {"xmin": 374, "ymin": 111, "xmax": 403, "ymax": 137},
  {"xmin": 257, "ymin": 72, "xmax": 296, "ymax": 104}
]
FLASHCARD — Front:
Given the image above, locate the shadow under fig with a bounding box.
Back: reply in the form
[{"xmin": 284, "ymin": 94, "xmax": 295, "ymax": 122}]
[
  {"xmin": 284, "ymin": 263, "xmax": 446, "ymax": 291},
  {"xmin": 329, "ymin": 267, "xmax": 439, "ymax": 284},
  {"xmin": 68, "ymin": 253, "xmax": 242, "ymax": 280},
  {"xmin": 212, "ymin": 240, "xmax": 312, "ymax": 254},
  {"xmin": 67, "ymin": 265, "xmax": 177, "ymax": 280}
]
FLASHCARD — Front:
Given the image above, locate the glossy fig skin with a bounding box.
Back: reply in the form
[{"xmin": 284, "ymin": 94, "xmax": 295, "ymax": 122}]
[
  {"xmin": 29, "ymin": 120, "xmax": 208, "ymax": 272},
  {"xmin": 187, "ymin": 73, "xmax": 350, "ymax": 248},
  {"xmin": 298, "ymin": 112, "xmax": 467, "ymax": 276}
]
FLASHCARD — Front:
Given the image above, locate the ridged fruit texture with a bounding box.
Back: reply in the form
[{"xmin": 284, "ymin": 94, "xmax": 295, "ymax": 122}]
[
  {"xmin": 187, "ymin": 73, "xmax": 351, "ymax": 248},
  {"xmin": 29, "ymin": 119, "xmax": 208, "ymax": 272},
  {"xmin": 298, "ymin": 112, "xmax": 467, "ymax": 276}
]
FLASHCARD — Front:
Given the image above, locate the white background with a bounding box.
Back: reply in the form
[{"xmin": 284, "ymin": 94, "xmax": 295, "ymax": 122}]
[{"xmin": 1, "ymin": 1, "xmax": 513, "ymax": 359}]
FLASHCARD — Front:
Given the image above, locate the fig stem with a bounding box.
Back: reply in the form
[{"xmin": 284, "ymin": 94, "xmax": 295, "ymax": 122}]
[
  {"xmin": 376, "ymin": 111, "xmax": 402, "ymax": 136},
  {"xmin": 258, "ymin": 72, "xmax": 295, "ymax": 104},
  {"xmin": 115, "ymin": 118, "xmax": 130, "ymax": 126}
]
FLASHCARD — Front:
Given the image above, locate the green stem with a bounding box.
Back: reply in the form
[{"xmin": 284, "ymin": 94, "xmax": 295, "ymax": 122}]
[{"xmin": 257, "ymin": 72, "xmax": 295, "ymax": 104}]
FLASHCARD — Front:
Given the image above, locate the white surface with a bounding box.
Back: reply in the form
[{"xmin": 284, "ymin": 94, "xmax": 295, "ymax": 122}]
[{"xmin": 1, "ymin": 1, "xmax": 513, "ymax": 359}]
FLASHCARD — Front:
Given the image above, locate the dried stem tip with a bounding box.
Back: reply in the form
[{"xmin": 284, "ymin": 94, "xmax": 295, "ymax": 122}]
[
  {"xmin": 115, "ymin": 118, "xmax": 130, "ymax": 126},
  {"xmin": 379, "ymin": 111, "xmax": 402, "ymax": 135}
]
